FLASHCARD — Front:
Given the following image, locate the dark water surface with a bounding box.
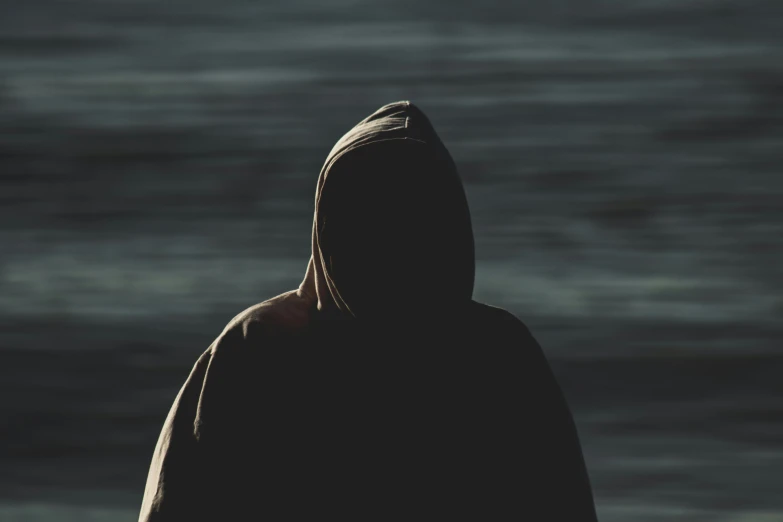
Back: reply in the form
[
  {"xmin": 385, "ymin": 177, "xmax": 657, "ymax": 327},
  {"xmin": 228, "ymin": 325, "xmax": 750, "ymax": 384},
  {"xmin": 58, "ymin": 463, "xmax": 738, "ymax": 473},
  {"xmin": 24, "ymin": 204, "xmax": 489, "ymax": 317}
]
[{"xmin": 1, "ymin": 0, "xmax": 782, "ymax": 520}]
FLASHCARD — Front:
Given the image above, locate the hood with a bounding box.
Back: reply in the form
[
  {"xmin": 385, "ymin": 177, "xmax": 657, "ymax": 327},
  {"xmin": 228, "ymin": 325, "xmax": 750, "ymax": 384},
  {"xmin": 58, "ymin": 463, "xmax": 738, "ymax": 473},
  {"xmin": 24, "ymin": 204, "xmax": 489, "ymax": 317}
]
[{"xmin": 298, "ymin": 100, "xmax": 475, "ymax": 320}]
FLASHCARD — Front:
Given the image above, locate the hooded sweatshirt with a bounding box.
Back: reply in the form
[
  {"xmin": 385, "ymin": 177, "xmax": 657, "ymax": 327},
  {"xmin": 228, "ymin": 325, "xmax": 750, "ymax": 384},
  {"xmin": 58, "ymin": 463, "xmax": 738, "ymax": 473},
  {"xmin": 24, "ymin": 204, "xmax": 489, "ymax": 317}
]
[{"xmin": 138, "ymin": 101, "xmax": 598, "ymax": 521}]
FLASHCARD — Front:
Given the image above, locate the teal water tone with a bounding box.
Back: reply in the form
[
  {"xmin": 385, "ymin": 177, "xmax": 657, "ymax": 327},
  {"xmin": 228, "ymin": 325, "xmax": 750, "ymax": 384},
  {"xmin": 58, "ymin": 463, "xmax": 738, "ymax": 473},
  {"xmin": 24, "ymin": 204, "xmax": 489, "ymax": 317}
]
[{"xmin": 1, "ymin": 0, "xmax": 782, "ymax": 520}]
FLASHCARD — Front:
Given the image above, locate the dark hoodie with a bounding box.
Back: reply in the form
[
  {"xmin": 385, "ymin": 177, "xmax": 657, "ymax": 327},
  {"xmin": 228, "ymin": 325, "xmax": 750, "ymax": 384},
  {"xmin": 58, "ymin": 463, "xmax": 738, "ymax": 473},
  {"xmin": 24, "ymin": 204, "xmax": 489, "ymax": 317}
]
[{"xmin": 138, "ymin": 101, "xmax": 598, "ymax": 521}]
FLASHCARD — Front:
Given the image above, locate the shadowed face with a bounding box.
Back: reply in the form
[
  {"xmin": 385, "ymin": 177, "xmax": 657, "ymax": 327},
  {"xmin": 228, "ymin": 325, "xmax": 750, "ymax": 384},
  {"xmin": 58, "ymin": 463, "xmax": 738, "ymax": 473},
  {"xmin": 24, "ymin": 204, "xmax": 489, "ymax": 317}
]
[{"xmin": 317, "ymin": 140, "xmax": 470, "ymax": 318}]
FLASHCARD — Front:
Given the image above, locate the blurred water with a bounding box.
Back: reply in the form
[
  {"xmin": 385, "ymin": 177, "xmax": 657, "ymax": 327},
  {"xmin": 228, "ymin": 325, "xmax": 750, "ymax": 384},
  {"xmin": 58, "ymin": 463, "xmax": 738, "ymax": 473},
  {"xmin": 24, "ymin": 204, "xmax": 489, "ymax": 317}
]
[{"xmin": 1, "ymin": 0, "xmax": 782, "ymax": 520}]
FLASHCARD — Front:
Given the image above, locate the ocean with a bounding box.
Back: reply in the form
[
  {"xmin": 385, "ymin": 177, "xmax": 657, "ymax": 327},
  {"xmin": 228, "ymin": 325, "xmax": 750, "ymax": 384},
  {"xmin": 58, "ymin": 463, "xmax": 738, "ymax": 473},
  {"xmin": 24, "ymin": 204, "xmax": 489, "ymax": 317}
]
[{"xmin": 1, "ymin": 0, "xmax": 781, "ymax": 519}]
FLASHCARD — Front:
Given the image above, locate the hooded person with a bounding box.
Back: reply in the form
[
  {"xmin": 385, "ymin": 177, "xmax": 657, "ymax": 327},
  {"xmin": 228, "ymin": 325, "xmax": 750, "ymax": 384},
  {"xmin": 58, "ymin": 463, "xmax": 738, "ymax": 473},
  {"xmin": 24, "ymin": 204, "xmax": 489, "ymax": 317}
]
[{"xmin": 138, "ymin": 101, "xmax": 598, "ymax": 521}]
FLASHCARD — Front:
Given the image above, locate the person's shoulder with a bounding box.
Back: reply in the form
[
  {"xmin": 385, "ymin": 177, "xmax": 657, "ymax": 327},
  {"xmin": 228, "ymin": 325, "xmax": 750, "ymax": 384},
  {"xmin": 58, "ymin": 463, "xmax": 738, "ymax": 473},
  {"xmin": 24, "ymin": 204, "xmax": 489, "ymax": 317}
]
[
  {"xmin": 469, "ymin": 300, "xmax": 532, "ymax": 334},
  {"xmin": 468, "ymin": 301, "xmax": 549, "ymax": 363},
  {"xmin": 210, "ymin": 289, "xmax": 314, "ymax": 354}
]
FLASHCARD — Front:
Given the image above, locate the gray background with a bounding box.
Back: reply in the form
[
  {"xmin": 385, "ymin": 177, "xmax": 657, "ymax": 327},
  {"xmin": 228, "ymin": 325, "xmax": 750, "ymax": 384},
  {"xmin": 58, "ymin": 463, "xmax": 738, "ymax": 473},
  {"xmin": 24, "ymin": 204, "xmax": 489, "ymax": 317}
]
[{"xmin": 1, "ymin": 1, "xmax": 781, "ymax": 520}]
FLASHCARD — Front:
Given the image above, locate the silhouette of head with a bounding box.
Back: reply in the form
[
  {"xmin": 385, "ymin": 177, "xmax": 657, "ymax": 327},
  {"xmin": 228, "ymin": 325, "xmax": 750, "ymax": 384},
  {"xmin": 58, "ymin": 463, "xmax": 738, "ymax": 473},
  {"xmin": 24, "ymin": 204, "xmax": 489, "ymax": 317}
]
[{"xmin": 307, "ymin": 101, "xmax": 475, "ymax": 320}]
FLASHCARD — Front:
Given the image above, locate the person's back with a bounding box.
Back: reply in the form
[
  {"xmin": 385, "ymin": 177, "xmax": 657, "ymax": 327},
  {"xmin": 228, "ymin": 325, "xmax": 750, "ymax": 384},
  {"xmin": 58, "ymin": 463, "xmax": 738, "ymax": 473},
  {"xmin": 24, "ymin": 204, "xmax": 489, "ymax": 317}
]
[{"xmin": 138, "ymin": 101, "xmax": 598, "ymax": 521}]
